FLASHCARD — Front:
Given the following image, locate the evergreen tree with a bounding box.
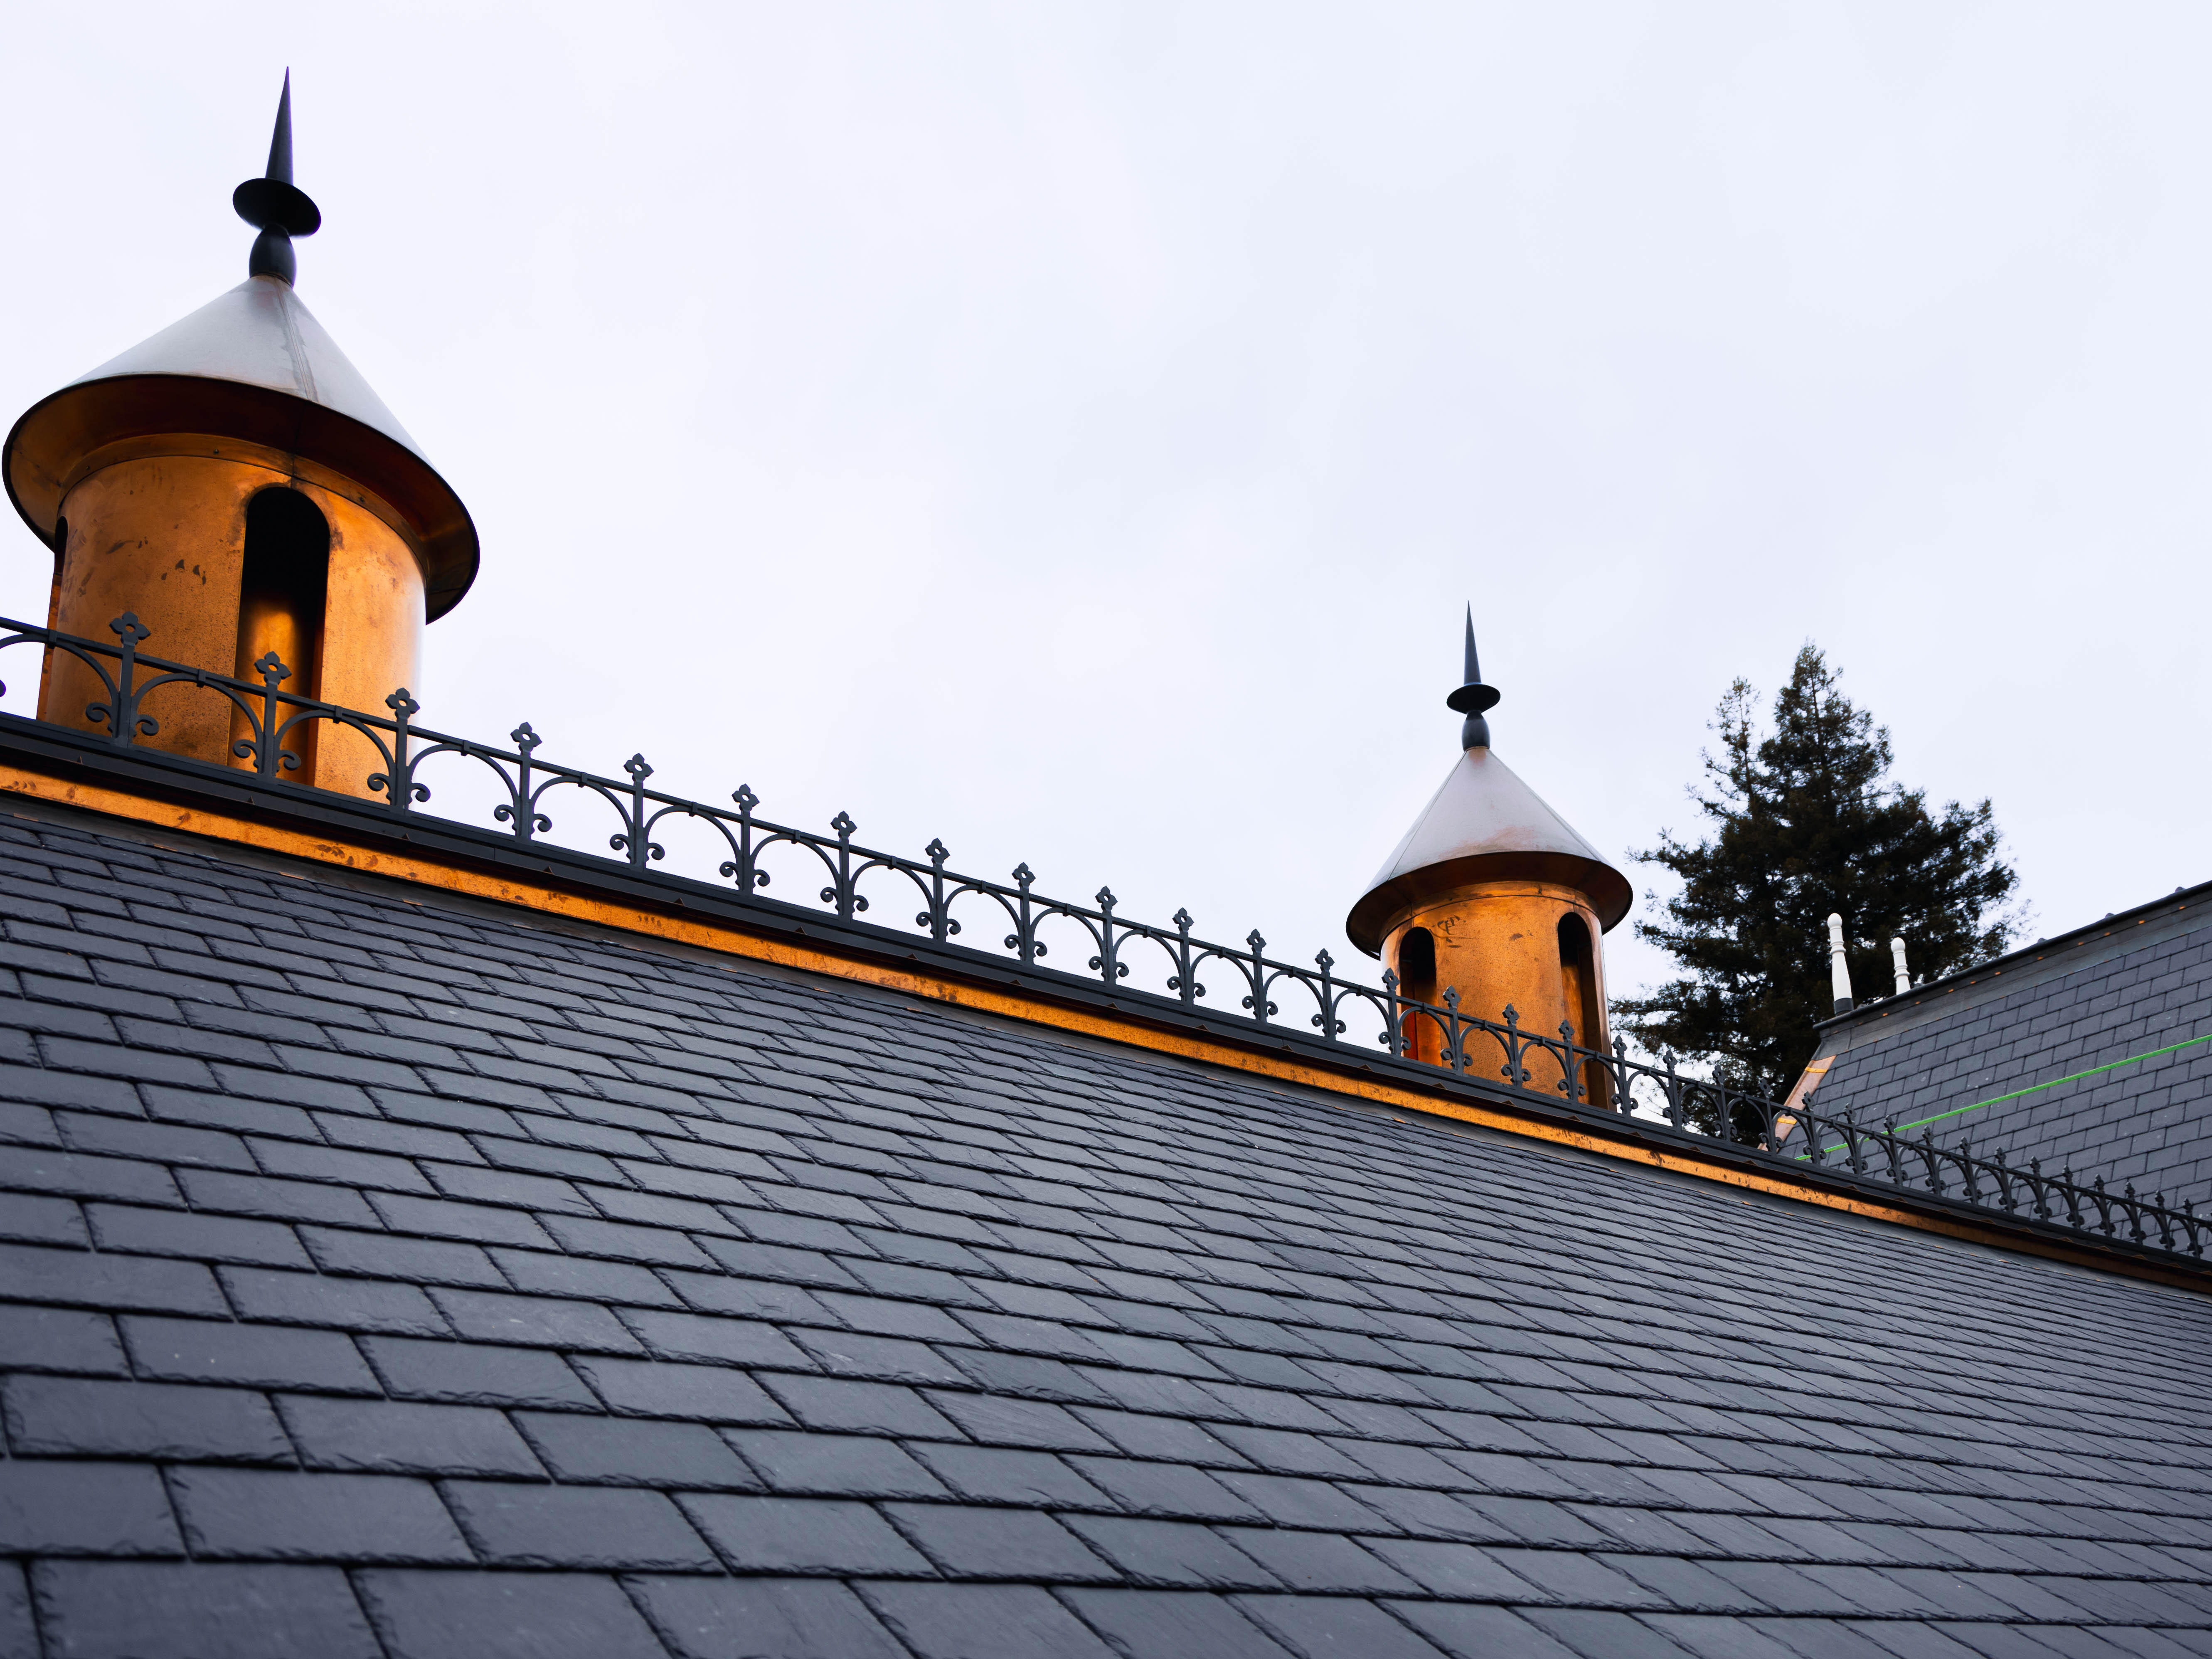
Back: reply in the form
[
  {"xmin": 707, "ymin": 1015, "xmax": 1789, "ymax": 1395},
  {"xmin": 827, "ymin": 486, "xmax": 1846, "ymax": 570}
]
[{"xmin": 1614, "ymin": 645, "xmax": 2020, "ymax": 1119}]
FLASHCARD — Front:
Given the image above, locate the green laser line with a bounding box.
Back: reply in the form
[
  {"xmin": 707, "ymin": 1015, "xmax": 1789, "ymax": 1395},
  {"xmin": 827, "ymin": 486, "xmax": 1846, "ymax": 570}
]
[{"xmin": 1887, "ymin": 1031, "xmax": 2212, "ymax": 1135}]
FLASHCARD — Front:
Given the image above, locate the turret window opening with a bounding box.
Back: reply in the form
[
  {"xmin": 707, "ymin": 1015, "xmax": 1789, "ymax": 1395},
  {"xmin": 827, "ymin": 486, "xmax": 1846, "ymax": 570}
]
[
  {"xmin": 234, "ymin": 487, "xmax": 330, "ymax": 776},
  {"xmin": 1399, "ymin": 926, "xmax": 1438, "ymax": 1007},
  {"xmin": 1557, "ymin": 912, "xmax": 1610, "ymax": 1105}
]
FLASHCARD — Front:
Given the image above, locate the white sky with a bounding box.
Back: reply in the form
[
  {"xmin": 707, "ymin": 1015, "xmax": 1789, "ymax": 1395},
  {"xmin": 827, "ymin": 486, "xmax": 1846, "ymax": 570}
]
[{"xmin": 4, "ymin": 4, "xmax": 2207, "ymax": 1023}]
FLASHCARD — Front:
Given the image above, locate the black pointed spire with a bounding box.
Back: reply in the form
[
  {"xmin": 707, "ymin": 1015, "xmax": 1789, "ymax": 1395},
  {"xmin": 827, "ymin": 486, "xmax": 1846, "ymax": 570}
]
[
  {"xmin": 1443, "ymin": 605, "xmax": 1501, "ymax": 750},
  {"xmin": 232, "ymin": 71, "xmax": 321, "ymax": 286},
  {"xmin": 265, "ymin": 73, "xmax": 296, "ymax": 183}
]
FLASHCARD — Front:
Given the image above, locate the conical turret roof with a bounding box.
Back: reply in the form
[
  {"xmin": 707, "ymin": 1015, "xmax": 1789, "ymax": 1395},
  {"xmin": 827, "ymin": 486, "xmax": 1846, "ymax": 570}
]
[
  {"xmin": 1, "ymin": 76, "xmax": 478, "ymax": 619},
  {"xmin": 1345, "ymin": 612, "xmax": 1631, "ymax": 955}
]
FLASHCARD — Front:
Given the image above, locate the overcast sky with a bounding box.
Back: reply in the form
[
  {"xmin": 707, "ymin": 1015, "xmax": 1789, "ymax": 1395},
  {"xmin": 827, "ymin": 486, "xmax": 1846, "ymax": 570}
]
[{"xmin": 5, "ymin": 4, "xmax": 2207, "ymax": 1026}]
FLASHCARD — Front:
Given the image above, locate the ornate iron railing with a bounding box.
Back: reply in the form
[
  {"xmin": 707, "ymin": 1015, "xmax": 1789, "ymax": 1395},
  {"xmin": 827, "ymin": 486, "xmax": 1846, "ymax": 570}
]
[{"xmin": 6, "ymin": 611, "xmax": 2203, "ymax": 1263}]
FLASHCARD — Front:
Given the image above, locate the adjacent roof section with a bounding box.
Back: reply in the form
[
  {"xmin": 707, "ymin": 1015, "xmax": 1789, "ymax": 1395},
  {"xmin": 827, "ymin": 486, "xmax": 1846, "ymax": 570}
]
[
  {"xmin": 1347, "ymin": 617, "xmax": 1631, "ymax": 954},
  {"xmin": 1, "ymin": 81, "xmax": 478, "ymax": 619},
  {"xmin": 1793, "ymin": 881, "xmax": 2212, "ymax": 1204},
  {"xmin": 0, "ymin": 804, "xmax": 2208, "ymax": 1657}
]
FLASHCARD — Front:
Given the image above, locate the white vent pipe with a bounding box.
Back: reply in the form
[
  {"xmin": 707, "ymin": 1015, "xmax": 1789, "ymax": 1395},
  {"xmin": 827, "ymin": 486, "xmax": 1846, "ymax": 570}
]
[{"xmin": 1828, "ymin": 913, "xmax": 1853, "ymax": 1015}]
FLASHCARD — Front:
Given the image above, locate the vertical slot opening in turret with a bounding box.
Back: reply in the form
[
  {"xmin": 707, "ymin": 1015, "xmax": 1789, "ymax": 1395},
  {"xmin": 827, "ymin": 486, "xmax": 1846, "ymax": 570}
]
[
  {"xmin": 1399, "ymin": 925, "xmax": 1437, "ymax": 1007},
  {"xmin": 234, "ymin": 487, "xmax": 329, "ymax": 780},
  {"xmin": 39, "ymin": 514, "xmax": 68, "ymax": 714},
  {"xmin": 1557, "ymin": 912, "xmax": 1610, "ymax": 1107},
  {"xmin": 1394, "ymin": 925, "xmax": 1441, "ymax": 1066}
]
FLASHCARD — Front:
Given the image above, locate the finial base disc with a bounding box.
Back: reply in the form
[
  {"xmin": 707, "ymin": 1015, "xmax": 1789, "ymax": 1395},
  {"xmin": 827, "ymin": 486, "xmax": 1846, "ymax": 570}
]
[{"xmin": 233, "ymin": 177, "xmax": 320, "ymax": 237}]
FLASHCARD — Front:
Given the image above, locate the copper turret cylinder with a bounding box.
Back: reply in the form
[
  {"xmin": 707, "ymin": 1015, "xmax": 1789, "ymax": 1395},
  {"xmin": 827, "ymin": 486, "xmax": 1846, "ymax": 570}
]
[
  {"xmin": 1379, "ymin": 879, "xmax": 1612, "ymax": 1101},
  {"xmin": 39, "ymin": 443, "xmax": 424, "ymax": 797}
]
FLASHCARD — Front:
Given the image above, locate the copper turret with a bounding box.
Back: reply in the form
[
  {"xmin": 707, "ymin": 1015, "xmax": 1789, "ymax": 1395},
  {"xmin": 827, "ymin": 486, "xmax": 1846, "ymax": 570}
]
[
  {"xmin": 1, "ymin": 74, "xmax": 477, "ymax": 795},
  {"xmin": 1347, "ymin": 610, "xmax": 1630, "ymax": 1097}
]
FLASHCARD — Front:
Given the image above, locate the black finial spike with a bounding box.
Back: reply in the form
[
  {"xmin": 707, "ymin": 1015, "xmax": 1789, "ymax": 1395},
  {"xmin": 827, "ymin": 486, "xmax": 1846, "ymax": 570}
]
[
  {"xmin": 266, "ymin": 70, "xmax": 295, "ymax": 185},
  {"xmin": 1443, "ymin": 603, "xmax": 1501, "ymax": 750},
  {"xmin": 233, "ymin": 70, "xmax": 321, "ymax": 286}
]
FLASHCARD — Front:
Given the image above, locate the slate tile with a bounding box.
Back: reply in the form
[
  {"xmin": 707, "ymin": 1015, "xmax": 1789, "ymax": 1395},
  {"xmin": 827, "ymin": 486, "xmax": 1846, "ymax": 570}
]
[
  {"xmin": 488, "ymin": 1247, "xmax": 685, "ymax": 1309},
  {"xmin": 0, "ymin": 1242, "xmax": 226, "ymax": 1318},
  {"xmin": 1635, "ymin": 1614, "xmax": 1808, "ymax": 1659},
  {"xmin": 879, "ymin": 1500, "xmax": 1113, "ymax": 1580},
  {"xmin": 247, "ymin": 1138, "xmax": 433, "ymax": 1194},
  {"xmin": 123, "ymin": 1315, "xmax": 378, "ymax": 1393},
  {"xmin": 662, "ymin": 1270, "xmax": 837, "ymax": 1324},
  {"xmin": 923, "ymin": 1389, "xmax": 1114, "ymax": 1451},
  {"xmin": 842, "ymin": 1257, "xmax": 988, "ymax": 1304},
  {"xmin": 1061, "ymin": 1517, "xmax": 1286, "ymax": 1590},
  {"xmin": 576, "ymin": 1355, "xmax": 792, "ymax": 1423},
  {"xmin": 1455, "ymin": 1493, "xmax": 1613, "ymax": 1546},
  {"xmin": 300, "ymin": 1225, "xmax": 504, "ymax": 1286},
  {"xmin": 1068, "ymin": 1456, "xmax": 1269, "ymax": 1521},
  {"xmin": 425, "ymin": 1287, "xmax": 643, "ymax": 1352},
  {"xmin": 537, "ymin": 1211, "xmax": 716, "ymax": 1266},
  {"xmin": 1208, "ymin": 1471, "xmax": 1392, "ymax": 1532},
  {"xmin": 1197, "ymin": 1382, "xmax": 1347, "ymax": 1433},
  {"xmin": 904, "ymin": 1442, "xmax": 1109, "ymax": 1507},
  {"xmin": 361, "ymin": 1191, "xmax": 554, "ymax": 1248},
  {"xmin": 1071, "ymin": 1405, "xmax": 1251, "ymax": 1466},
  {"xmin": 514, "ymin": 1412, "xmax": 758, "ymax": 1489},
  {"xmin": 1603, "ymin": 1552, "xmax": 1778, "ymax": 1614},
  {"xmin": 1517, "ymin": 1607, "xmax": 1703, "ymax": 1659},
  {"xmin": 88, "ymin": 1203, "xmax": 309, "ymax": 1268},
  {"xmin": 0, "ymin": 1189, "xmax": 84, "ymax": 1250},
  {"xmin": 0, "ymin": 1303, "xmax": 128, "ymax": 1375},
  {"xmin": 3, "ymin": 1373, "xmax": 291, "ymax": 1462},
  {"xmin": 1232, "ymin": 1595, "xmax": 1450, "ymax": 1659},
  {"xmin": 723, "ymin": 1429, "xmax": 950, "ymax": 1498},
  {"xmin": 39, "ymin": 1039, "xmax": 211, "ymax": 1089},
  {"xmin": 1362, "ymin": 1535, "xmax": 1551, "ymax": 1599},
  {"xmin": 758, "ymin": 1373, "xmax": 962, "ymax": 1437},
  {"xmin": 1702, "ymin": 1559, "xmax": 1856, "ymax": 1616},
  {"xmin": 355, "ymin": 1568, "xmax": 669, "ymax": 1659},
  {"xmin": 816, "ymin": 1289, "xmax": 974, "ymax": 1343},
  {"xmin": 473, "ymin": 1137, "xmax": 625, "ymax": 1185},
  {"xmin": 692, "ymin": 1236, "xmax": 864, "ymax": 1289},
  {"xmin": 621, "ymin": 1161, "xmax": 764, "ymax": 1206},
  {"xmin": 679, "ymin": 1494, "xmax": 934, "ymax": 1574},
  {"xmin": 168, "ymin": 1467, "xmax": 471, "ymax": 1563},
  {"xmin": 583, "ymin": 1184, "xmax": 744, "ymax": 1237},
  {"xmin": 1206, "ymin": 1423, "xmax": 1373, "ymax": 1479},
  {"xmin": 175, "ymin": 1168, "xmax": 379, "ymax": 1227},
  {"xmin": 220, "ymin": 1266, "xmax": 449, "ymax": 1335},
  {"xmin": 420, "ymin": 1161, "xmax": 592, "ymax": 1215},
  {"xmin": 622, "ymin": 1307, "xmax": 814, "ymax": 1369},
  {"xmin": 855, "ymin": 1582, "xmax": 1120, "ymax": 1659},
  {"xmin": 277, "ymin": 1395, "xmax": 544, "ymax": 1477},
  {"xmin": 786, "ymin": 1325, "xmax": 968, "ymax": 1385},
  {"xmin": 943, "ymin": 1346, "xmax": 1121, "ymax": 1404},
  {"xmin": 441, "ymin": 1479, "xmax": 719, "ymax": 1568},
  {"xmin": 631, "ymin": 1575, "xmax": 909, "ymax": 1659},
  {"xmin": 315, "ymin": 1115, "xmax": 480, "ymax": 1164},
  {"xmin": 359, "ymin": 1335, "xmax": 596, "ymax": 1409},
  {"xmin": 32, "ymin": 1561, "xmax": 382, "ymax": 1659},
  {"xmin": 1213, "ymin": 1528, "xmax": 1419, "ymax": 1594},
  {"xmin": 734, "ymin": 1205, "xmax": 875, "ymax": 1250},
  {"xmin": 0, "ymin": 1459, "xmax": 181, "ymax": 1555}
]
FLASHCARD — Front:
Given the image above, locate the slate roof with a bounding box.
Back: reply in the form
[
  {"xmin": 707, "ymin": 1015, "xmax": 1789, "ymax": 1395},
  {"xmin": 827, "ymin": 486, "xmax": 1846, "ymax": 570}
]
[
  {"xmin": 0, "ymin": 801, "xmax": 2210, "ymax": 1659},
  {"xmin": 1798, "ymin": 886, "xmax": 2212, "ymax": 1205}
]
